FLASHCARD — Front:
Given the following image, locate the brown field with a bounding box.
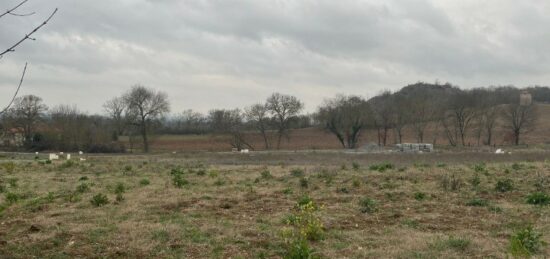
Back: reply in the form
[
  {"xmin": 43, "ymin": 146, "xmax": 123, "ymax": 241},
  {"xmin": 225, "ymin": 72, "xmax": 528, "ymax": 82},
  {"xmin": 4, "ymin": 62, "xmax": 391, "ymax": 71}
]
[
  {"xmin": 122, "ymin": 104, "xmax": 550, "ymax": 153},
  {"xmin": 0, "ymin": 151, "xmax": 549, "ymax": 258}
]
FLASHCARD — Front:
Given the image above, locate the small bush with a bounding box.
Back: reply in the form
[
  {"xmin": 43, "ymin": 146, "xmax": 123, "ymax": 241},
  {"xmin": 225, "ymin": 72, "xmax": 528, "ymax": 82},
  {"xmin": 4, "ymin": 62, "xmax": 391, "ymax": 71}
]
[
  {"xmin": 124, "ymin": 165, "xmax": 133, "ymax": 172},
  {"xmin": 297, "ymin": 195, "xmax": 314, "ymax": 207},
  {"xmin": 473, "ymin": 163, "xmax": 487, "ymax": 173},
  {"xmin": 114, "ymin": 183, "xmax": 126, "ymax": 194},
  {"xmin": 445, "ymin": 236, "xmax": 471, "ymax": 251},
  {"xmin": 509, "ymin": 226, "xmax": 544, "ymax": 257},
  {"xmin": 466, "ymin": 198, "xmax": 489, "ymax": 207},
  {"xmin": 5, "ymin": 192, "xmax": 19, "ymax": 204},
  {"xmin": 352, "ymin": 162, "xmax": 360, "ymax": 171},
  {"xmin": 469, "ymin": 174, "xmax": 481, "ymax": 188},
  {"xmin": 260, "ymin": 169, "xmax": 273, "ymax": 179},
  {"xmin": 495, "ymin": 179, "xmax": 514, "ymax": 193},
  {"xmin": 139, "ymin": 179, "xmax": 150, "ymax": 186},
  {"xmin": 76, "ymin": 182, "xmax": 90, "ymax": 193},
  {"xmin": 299, "ymin": 178, "xmax": 309, "ymax": 189},
  {"xmin": 369, "ymin": 162, "xmax": 394, "ymax": 172},
  {"xmin": 414, "ymin": 192, "xmax": 426, "ymax": 201},
  {"xmin": 283, "ymin": 238, "xmax": 316, "ymax": 259},
  {"xmin": 359, "ymin": 197, "xmax": 378, "ymax": 213},
  {"xmin": 90, "ymin": 193, "xmax": 109, "ymax": 207},
  {"xmin": 60, "ymin": 160, "xmax": 75, "ymax": 169},
  {"xmin": 290, "ymin": 168, "xmax": 305, "ymax": 177},
  {"xmin": 173, "ymin": 174, "xmax": 189, "ymax": 188},
  {"xmin": 8, "ymin": 178, "xmax": 18, "ymax": 188},
  {"xmin": 526, "ymin": 192, "xmax": 550, "ymax": 205},
  {"xmin": 511, "ymin": 163, "xmax": 523, "ymax": 171},
  {"xmin": 79, "ymin": 176, "xmax": 89, "ymax": 181}
]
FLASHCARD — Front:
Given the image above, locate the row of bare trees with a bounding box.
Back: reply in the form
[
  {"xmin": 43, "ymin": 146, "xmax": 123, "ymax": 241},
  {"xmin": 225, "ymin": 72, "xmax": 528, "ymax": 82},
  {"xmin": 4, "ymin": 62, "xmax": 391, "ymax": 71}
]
[{"xmin": 316, "ymin": 83, "xmax": 538, "ymax": 149}]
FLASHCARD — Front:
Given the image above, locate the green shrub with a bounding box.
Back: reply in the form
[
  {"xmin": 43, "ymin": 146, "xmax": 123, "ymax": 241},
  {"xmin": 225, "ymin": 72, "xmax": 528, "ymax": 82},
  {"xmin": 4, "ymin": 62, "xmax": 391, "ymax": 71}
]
[
  {"xmin": 469, "ymin": 174, "xmax": 481, "ymax": 188},
  {"xmin": 509, "ymin": 226, "xmax": 544, "ymax": 257},
  {"xmin": 526, "ymin": 192, "xmax": 550, "ymax": 205},
  {"xmin": 352, "ymin": 162, "xmax": 360, "ymax": 171},
  {"xmin": 260, "ymin": 169, "xmax": 273, "ymax": 179},
  {"xmin": 283, "ymin": 238, "xmax": 316, "ymax": 259},
  {"xmin": 139, "ymin": 179, "xmax": 150, "ymax": 186},
  {"xmin": 7, "ymin": 178, "xmax": 18, "ymax": 188},
  {"xmin": 173, "ymin": 174, "xmax": 189, "ymax": 188},
  {"xmin": 297, "ymin": 195, "xmax": 314, "ymax": 208},
  {"xmin": 299, "ymin": 178, "xmax": 309, "ymax": 189},
  {"xmin": 473, "ymin": 163, "xmax": 487, "ymax": 173},
  {"xmin": 414, "ymin": 192, "xmax": 426, "ymax": 201},
  {"xmin": 114, "ymin": 183, "xmax": 126, "ymax": 194},
  {"xmin": 5, "ymin": 192, "xmax": 19, "ymax": 204},
  {"xmin": 60, "ymin": 160, "xmax": 75, "ymax": 169},
  {"xmin": 124, "ymin": 165, "xmax": 133, "ymax": 172},
  {"xmin": 511, "ymin": 163, "xmax": 523, "ymax": 171},
  {"xmin": 495, "ymin": 179, "xmax": 514, "ymax": 193},
  {"xmin": 290, "ymin": 168, "xmax": 305, "ymax": 177},
  {"xmin": 369, "ymin": 162, "xmax": 394, "ymax": 172},
  {"xmin": 79, "ymin": 176, "xmax": 89, "ymax": 181},
  {"xmin": 359, "ymin": 197, "xmax": 378, "ymax": 213},
  {"xmin": 90, "ymin": 193, "xmax": 109, "ymax": 207},
  {"xmin": 76, "ymin": 182, "xmax": 90, "ymax": 193},
  {"xmin": 466, "ymin": 198, "xmax": 489, "ymax": 207}
]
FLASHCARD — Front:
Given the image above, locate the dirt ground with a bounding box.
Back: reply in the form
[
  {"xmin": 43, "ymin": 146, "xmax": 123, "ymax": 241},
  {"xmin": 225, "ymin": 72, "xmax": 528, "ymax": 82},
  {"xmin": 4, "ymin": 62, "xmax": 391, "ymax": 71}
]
[{"xmin": 0, "ymin": 151, "xmax": 549, "ymax": 258}]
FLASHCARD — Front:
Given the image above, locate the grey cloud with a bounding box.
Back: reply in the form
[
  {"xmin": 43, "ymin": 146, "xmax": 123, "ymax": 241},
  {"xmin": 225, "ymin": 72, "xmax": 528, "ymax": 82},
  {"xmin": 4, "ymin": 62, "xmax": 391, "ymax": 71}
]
[{"xmin": 1, "ymin": 0, "xmax": 549, "ymax": 113}]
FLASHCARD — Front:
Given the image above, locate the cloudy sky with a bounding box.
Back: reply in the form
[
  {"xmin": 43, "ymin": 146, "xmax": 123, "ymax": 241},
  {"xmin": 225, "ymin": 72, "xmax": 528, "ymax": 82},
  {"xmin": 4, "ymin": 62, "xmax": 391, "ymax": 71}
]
[{"xmin": 1, "ymin": 0, "xmax": 549, "ymax": 114}]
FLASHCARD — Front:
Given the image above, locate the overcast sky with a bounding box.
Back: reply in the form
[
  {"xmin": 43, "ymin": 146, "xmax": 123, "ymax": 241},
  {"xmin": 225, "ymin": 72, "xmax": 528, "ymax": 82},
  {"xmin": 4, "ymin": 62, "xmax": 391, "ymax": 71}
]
[{"xmin": 1, "ymin": 0, "xmax": 549, "ymax": 114}]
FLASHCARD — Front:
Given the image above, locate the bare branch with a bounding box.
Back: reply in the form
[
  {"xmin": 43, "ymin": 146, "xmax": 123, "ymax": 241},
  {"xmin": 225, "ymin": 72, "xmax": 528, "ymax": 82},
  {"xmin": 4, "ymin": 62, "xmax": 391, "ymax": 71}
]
[
  {"xmin": 0, "ymin": 7, "xmax": 58, "ymax": 58},
  {"xmin": 0, "ymin": 62, "xmax": 27, "ymax": 116},
  {"xmin": 0, "ymin": 0, "xmax": 31, "ymax": 19}
]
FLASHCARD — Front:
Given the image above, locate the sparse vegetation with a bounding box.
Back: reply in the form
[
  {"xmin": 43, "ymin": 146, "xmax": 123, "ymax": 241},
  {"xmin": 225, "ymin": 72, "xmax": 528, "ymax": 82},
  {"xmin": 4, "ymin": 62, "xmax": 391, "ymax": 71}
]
[{"xmin": 0, "ymin": 154, "xmax": 548, "ymax": 258}]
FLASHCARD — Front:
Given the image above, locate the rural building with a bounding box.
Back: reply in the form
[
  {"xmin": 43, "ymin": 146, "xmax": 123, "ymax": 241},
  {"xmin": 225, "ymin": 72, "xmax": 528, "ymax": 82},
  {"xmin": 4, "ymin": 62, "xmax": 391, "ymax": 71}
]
[{"xmin": 520, "ymin": 91, "xmax": 532, "ymax": 106}]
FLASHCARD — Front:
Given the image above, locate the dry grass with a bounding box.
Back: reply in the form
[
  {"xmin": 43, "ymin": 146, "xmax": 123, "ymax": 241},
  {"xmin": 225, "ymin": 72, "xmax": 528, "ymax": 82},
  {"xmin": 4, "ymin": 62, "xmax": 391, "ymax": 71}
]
[{"xmin": 0, "ymin": 152, "xmax": 549, "ymax": 258}]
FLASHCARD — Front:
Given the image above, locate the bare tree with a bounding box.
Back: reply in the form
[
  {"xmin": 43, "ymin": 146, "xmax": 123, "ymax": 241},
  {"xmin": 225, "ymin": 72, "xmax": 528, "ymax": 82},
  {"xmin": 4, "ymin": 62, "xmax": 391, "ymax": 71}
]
[
  {"xmin": 391, "ymin": 94, "xmax": 409, "ymax": 144},
  {"xmin": 408, "ymin": 94, "xmax": 437, "ymax": 143},
  {"xmin": 441, "ymin": 91, "xmax": 477, "ymax": 146},
  {"xmin": 503, "ymin": 103, "xmax": 537, "ymax": 145},
  {"xmin": 0, "ymin": 1, "xmax": 57, "ymax": 115},
  {"xmin": 123, "ymin": 85, "xmax": 170, "ymax": 153},
  {"xmin": 372, "ymin": 91, "xmax": 394, "ymax": 146},
  {"xmin": 209, "ymin": 108, "xmax": 252, "ymax": 150},
  {"xmin": 266, "ymin": 93, "xmax": 303, "ymax": 149},
  {"xmin": 103, "ymin": 97, "xmax": 126, "ymax": 140},
  {"xmin": 4, "ymin": 94, "xmax": 47, "ymax": 146},
  {"xmin": 245, "ymin": 103, "xmax": 271, "ymax": 150},
  {"xmin": 317, "ymin": 95, "xmax": 371, "ymax": 149}
]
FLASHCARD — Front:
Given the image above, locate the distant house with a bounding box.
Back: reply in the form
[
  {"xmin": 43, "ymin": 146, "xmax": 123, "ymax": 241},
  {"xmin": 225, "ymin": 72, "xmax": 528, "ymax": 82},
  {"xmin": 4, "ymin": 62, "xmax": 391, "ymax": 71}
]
[
  {"xmin": 520, "ymin": 91, "xmax": 532, "ymax": 106},
  {"xmin": 0, "ymin": 127, "xmax": 25, "ymax": 147}
]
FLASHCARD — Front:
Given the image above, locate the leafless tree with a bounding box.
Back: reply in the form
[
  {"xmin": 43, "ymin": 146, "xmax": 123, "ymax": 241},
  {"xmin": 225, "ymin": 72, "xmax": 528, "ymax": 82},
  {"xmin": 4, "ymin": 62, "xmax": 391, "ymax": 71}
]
[
  {"xmin": 372, "ymin": 91, "xmax": 394, "ymax": 146},
  {"xmin": 123, "ymin": 85, "xmax": 170, "ymax": 152},
  {"xmin": 441, "ymin": 91, "xmax": 477, "ymax": 146},
  {"xmin": 391, "ymin": 94, "xmax": 409, "ymax": 144},
  {"xmin": 266, "ymin": 93, "xmax": 303, "ymax": 149},
  {"xmin": 103, "ymin": 97, "xmax": 126, "ymax": 140},
  {"xmin": 408, "ymin": 94, "xmax": 437, "ymax": 143},
  {"xmin": 503, "ymin": 103, "xmax": 537, "ymax": 146},
  {"xmin": 0, "ymin": 1, "xmax": 57, "ymax": 115},
  {"xmin": 209, "ymin": 108, "xmax": 253, "ymax": 150},
  {"xmin": 4, "ymin": 94, "xmax": 47, "ymax": 146},
  {"xmin": 245, "ymin": 103, "xmax": 271, "ymax": 149},
  {"xmin": 316, "ymin": 95, "xmax": 371, "ymax": 149}
]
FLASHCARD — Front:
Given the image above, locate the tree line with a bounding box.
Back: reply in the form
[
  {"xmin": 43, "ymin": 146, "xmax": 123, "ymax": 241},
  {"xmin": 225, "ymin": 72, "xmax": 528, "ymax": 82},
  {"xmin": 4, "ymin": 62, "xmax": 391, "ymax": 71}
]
[{"xmin": 0, "ymin": 82, "xmax": 545, "ymax": 152}]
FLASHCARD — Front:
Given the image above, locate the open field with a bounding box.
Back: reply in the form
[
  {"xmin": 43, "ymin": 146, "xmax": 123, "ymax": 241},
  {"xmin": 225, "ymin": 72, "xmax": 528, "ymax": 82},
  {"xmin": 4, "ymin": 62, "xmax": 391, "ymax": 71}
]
[
  {"xmin": 0, "ymin": 151, "xmax": 549, "ymax": 258},
  {"xmin": 118, "ymin": 104, "xmax": 550, "ymax": 153}
]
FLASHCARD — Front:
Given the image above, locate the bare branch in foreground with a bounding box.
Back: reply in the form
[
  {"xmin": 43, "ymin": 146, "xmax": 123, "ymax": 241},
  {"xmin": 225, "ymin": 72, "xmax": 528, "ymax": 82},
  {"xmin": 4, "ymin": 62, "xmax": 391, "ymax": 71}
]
[{"xmin": 0, "ymin": 62, "xmax": 27, "ymax": 116}]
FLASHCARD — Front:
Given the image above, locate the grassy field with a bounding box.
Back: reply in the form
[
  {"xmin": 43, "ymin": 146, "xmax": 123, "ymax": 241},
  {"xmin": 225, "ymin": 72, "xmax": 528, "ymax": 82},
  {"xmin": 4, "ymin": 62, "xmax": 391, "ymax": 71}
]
[{"xmin": 0, "ymin": 151, "xmax": 549, "ymax": 258}]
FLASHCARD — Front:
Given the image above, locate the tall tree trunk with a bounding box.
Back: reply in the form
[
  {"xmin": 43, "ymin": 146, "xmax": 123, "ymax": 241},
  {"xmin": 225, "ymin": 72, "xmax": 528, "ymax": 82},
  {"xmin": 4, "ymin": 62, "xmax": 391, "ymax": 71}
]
[{"xmin": 141, "ymin": 119, "xmax": 149, "ymax": 153}]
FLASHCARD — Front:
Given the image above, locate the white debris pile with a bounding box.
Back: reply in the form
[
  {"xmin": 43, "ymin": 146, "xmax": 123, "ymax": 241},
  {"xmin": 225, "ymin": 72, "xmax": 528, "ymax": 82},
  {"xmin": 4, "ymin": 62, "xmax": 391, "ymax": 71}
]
[
  {"xmin": 495, "ymin": 149, "xmax": 504, "ymax": 154},
  {"xmin": 49, "ymin": 154, "xmax": 59, "ymax": 160},
  {"xmin": 240, "ymin": 149, "xmax": 249, "ymax": 154}
]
